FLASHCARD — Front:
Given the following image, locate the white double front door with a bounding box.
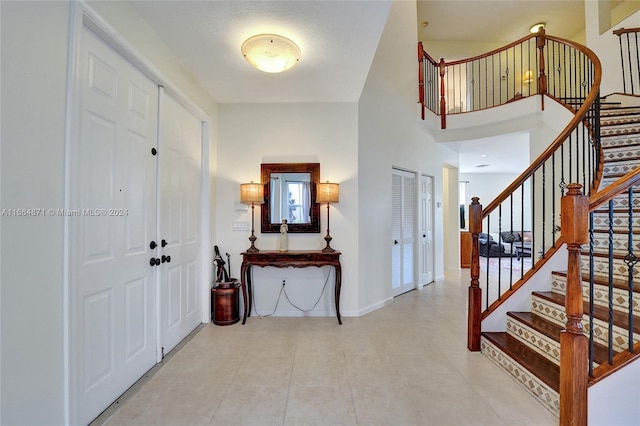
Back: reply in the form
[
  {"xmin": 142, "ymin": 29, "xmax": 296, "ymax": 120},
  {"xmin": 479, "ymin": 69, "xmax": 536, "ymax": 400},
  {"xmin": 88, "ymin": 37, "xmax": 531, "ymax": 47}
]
[{"xmin": 69, "ymin": 25, "xmax": 204, "ymax": 425}]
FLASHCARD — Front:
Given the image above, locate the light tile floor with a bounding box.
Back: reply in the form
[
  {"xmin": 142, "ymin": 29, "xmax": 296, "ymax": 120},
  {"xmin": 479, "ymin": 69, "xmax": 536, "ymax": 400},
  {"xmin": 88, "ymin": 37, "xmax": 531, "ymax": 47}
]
[{"xmin": 99, "ymin": 270, "xmax": 557, "ymax": 426}]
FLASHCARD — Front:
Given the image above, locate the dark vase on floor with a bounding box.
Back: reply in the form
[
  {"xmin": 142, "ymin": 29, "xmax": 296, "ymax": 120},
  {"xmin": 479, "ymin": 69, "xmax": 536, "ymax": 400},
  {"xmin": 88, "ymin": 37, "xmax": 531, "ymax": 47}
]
[{"xmin": 211, "ymin": 280, "xmax": 240, "ymax": 325}]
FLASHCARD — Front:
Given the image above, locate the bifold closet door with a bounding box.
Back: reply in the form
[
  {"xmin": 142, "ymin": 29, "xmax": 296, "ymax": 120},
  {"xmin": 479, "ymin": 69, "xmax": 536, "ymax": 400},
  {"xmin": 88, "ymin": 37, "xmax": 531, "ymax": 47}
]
[
  {"xmin": 70, "ymin": 26, "xmax": 158, "ymax": 426},
  {"xmin": 391, "ymin": 168, "xmax": 417, "ymax": 297},
  {"xmin": 158, "ymin": 91, "xmax": 203, "ymax": 356}
]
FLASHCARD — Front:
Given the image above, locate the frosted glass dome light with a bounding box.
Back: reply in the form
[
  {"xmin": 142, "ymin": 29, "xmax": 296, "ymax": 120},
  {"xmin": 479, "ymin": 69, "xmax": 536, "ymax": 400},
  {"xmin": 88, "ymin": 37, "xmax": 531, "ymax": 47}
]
[{"xmin": 241, "ymin": 34, "xmax": 301, "ymax": 73}]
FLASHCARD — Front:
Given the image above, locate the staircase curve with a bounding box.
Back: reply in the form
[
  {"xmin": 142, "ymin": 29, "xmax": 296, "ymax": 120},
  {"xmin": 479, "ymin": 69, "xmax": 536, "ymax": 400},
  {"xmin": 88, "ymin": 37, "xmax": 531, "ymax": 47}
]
[{"xmin": 419, "ymin": 30, "xmax": 640, "ymax": 424}]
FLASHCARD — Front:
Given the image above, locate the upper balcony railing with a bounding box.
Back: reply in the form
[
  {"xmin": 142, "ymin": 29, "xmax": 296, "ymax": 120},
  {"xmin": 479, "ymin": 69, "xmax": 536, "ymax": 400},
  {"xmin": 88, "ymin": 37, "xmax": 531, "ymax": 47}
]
[
  {"xmin": 613, "ymin": 27, "xmax": 640, "ymax": 95},
  {"xmin": 419, "ymin": 29, "xmax": 595, "ymax": 129}
]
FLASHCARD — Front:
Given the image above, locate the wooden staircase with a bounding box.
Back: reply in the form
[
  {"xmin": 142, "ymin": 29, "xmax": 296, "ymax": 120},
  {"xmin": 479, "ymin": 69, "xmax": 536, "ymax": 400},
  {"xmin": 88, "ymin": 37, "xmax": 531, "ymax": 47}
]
[{"xmin": 480, "ymin": 103, "xmax": 640, "ymax": 416}]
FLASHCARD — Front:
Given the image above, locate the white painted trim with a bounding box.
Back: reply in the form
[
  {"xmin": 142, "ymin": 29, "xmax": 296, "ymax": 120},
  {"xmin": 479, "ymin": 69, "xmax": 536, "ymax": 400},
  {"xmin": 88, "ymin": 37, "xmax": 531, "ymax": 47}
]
[
  {"xmin": 200, "ymin": 121, "xmax": 212, "ymax": 324},
  {"xmin": 63, "ymin": 3, "xmax": 84, "ymax": 424},
  {"xmin": 155, "ymin": 87, "xmax": 164, "ymax": 364},
  {"xmin": 342, "ymin": 297, "xmax": 394, "ymax": 317}
]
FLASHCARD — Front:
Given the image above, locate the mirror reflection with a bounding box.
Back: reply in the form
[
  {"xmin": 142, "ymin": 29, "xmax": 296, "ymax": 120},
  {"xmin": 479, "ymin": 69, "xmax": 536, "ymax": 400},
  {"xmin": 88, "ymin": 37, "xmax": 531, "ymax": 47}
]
[
  {"xmin": 261, "ymin": 163, "xmax": 320, "ymax": 233},
  {"xmin": 269, "ymin": 173, "xmax": 312, "ymax": 224}
]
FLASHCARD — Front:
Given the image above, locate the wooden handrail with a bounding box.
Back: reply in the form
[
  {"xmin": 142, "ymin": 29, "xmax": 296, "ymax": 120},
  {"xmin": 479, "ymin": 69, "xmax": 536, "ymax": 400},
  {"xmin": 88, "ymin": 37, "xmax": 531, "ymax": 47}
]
[
  {"xmin": 589, "ymin": 167, "xmax": 640, "ymax": 210},
  {"xmin": 613, "ymin": 27, "xmax": 640, "ymax": 36},
  {"xmin": 481, "ymin": 35, "xmax": 602, "ymax": 217}
]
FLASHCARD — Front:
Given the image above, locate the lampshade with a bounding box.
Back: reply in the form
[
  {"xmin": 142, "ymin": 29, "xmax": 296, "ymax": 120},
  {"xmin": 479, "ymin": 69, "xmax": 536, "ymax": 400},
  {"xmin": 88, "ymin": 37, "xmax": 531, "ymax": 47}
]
[
  {"xmin": 240, "ymin": 182, "xmax": 264, "ymax": 204},
  {"xmin": 523, "ymin": 69, "xmax": 534, "ymax": 83},
  {"xmin": 241, "ymin": 34, "xmax": 301, "ymax": 73},
  {"xmin": 317, "ymin": 182, "xmax": 339, "ymax": 204}
]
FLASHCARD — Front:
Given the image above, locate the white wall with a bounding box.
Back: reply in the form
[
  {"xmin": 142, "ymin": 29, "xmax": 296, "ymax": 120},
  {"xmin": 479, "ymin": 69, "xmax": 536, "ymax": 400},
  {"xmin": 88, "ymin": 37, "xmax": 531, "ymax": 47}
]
[
  {"xmin": 216, "ymin": 103, "xmax": 358, "ymax": 316},
  {"xmin": 589, "ymin": 357, "xmax": 640, "ymax": 426},
  {"xmin": 358, "ymin": 0, "xmax": 459, "ymax": 306},
  {"xmin": 460, "ymin": 172, "xmax": 521, "ymax": 231},
  {"xmin": 586, "ymin": 2, "xmax": 640, "ymax": 95},
  {"xmin": 1, "ymin": 2, "xmax": 70, "ymax": 423},
  {"xmin": 0, "ymin": 2, "xmax": 218, "ymax": 424}
]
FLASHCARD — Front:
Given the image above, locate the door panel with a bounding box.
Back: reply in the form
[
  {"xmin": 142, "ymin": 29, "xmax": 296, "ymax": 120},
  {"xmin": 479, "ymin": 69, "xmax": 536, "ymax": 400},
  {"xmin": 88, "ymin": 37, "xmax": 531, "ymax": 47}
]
[
  {"xmin": 159, "ymin": 92, "xmax": 203, "ymax": 354},
  {"xmin": 391, "ymin": 168, "xmax": 417, "ymax": 296},
  {"xmin": 72, "ymin": 26, "xmax": 158, "ymax": 425},
  {"xmin": 419, "ymin": 175, "xmax": 434, "ymax": 286}
]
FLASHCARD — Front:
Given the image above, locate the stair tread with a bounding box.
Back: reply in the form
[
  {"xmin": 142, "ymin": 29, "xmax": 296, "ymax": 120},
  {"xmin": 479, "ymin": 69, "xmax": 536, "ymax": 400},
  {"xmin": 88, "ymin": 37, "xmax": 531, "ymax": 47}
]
[
  {"xmin": 532, "ymin": 291, "xmax": 640, "ymax": 335},
  {"xmin": 552, "ymin": 270, "xmax": 640, "ymax": 293},
  {"xmin": 507, "ymin": 311, "xmax": 612, "ymax": 365},
  {"xmin": 483, "ymin": 332, "xmax": 559, "ymax": 391},
  {"xmin": 581, "ymin": 250, "xmax": 640, "ymax": 260},
  {"xmin": 508, "ymin": 311, "xmax": 561, "ymax": 340}
]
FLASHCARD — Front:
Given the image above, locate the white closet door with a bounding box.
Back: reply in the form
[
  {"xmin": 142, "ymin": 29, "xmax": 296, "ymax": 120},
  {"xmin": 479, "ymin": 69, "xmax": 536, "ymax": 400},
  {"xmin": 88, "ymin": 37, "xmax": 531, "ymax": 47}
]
[
  {"xmin": 391, "ymin": 168, "xmax": 416, "ymax": 297},
  {"xmin": 158, "ymin": 91, "xmax": 203, "ymax": 355},
  {"xmin": 419, "ymin": 174, "xmax": 434, "ymax": 286},
  {"xmin": 70, "ymin": 26, "xmax": 158, "ymax": 426}
]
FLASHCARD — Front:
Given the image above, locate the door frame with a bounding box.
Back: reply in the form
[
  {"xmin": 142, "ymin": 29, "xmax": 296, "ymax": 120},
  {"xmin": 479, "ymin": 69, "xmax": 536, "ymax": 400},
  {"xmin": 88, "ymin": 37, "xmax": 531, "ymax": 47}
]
[
  {"xmin": 418, "ymin": 173, "xmax": 435, "ymax": 288},
  {"xmin": 64, "ymin": 3, "xmax": 212, "ymax": 424}
]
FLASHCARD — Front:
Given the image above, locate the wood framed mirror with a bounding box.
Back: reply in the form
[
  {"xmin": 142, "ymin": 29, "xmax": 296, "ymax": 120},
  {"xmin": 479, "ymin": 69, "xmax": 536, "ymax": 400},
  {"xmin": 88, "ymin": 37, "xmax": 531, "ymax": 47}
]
[{"xmin": 261, "ymin": 163, "xmax": 320, "ymax": 233}]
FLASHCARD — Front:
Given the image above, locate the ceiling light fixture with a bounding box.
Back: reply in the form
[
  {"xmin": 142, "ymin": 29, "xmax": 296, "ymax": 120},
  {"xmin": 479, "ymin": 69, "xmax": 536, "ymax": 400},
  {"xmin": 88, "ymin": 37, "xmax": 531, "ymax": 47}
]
[
  {"xmin": 241, "ymin": 34, "xmax": 301, "ymax": 73},
  {"xmin": 529, "ymin": 23, "xmax": 546, "ymax": 33}
]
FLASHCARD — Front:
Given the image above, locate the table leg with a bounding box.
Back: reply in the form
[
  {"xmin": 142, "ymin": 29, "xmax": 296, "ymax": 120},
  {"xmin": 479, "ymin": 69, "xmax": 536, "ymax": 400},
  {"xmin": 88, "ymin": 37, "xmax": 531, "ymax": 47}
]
[
  {"xmin": 334, "ymin": 263, "xmax": 342, "ymax": 325},
  {"xmin": 247, "ymin": 266, "xmax": 253, "ymax": 318}
]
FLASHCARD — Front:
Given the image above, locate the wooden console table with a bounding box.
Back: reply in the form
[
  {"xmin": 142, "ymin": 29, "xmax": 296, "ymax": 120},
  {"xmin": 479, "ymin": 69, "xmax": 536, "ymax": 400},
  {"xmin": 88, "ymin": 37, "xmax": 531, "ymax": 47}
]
[{"xmin": 240, "ymin": 250, "xmax": 342, "ymax": 325}]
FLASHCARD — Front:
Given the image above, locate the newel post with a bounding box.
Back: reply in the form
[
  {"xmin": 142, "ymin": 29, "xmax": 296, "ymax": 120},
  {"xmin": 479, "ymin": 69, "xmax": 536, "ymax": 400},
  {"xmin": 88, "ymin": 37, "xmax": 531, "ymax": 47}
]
[
  {"xmin": 418, "ymin": 42, "xmax": 425, "ymax": 120},
  {"xmin": 439, "ymin": 58, "xmax": 447, "ymax": 129},
  {"xmin": 559, "ymin": 183, "xmax": 588, "ymax": 426},
  {"xmin": 467, "ymin": 197, "xmax": 482, "ymax": 351},
  {"xmin": 536, "ymin": 28, "xmax": 547, "ymax": 95},
  {"xmin": 536, "ymin": 28, "xmax": 548, "ymax": 108}
]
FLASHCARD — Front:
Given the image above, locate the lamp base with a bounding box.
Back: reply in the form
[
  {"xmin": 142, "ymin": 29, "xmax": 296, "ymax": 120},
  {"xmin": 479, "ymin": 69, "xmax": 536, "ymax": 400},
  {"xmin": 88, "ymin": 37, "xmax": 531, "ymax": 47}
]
[
  {"xmin": 247, "ymin": 233, "xmax": 259, "ymax": 253},
  {"xmin": 322, "ymin": 234, "xmax": 335, "ymax": 253}
]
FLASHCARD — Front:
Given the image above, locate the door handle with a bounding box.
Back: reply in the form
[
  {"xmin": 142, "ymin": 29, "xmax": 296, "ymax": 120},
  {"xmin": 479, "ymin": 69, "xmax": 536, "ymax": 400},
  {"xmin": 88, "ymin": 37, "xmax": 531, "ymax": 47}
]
[
  {"xmin": 150, "ymin": 241, "xmax": 157, "ymax": 249},
  {"xmin": 149, "ymin": 257, "xmax": 161, "ymax": 266},
  {"xmin": 394, "ymin": 240, "xmax": 398, "ymax": 245},
  {"xmin": 161, "ymin": 239, "xmax": 168, "ymax": 247},
  {"xmin": 162, "ymin": 255, "xmax": 171, "ymax": 263}
]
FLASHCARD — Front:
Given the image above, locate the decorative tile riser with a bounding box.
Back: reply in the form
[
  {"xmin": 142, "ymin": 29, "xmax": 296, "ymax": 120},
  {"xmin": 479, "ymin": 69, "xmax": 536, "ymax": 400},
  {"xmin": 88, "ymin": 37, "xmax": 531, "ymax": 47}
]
[
  {"xmin": 603, "ymin": 161, "xmax": 640, "ymax": 176},
  {"xmin": 531, "ymin": 295, "xmax": 640, "ymax": 352},
  {"xmin": 551, "ymin": 274, "xmax": 640, "ymax": 315},
  {"xmin": 591, "ymin": 211, "xmax": 640, "ymax": 231},
  {"xmin": 601, "ymin": 135, "xmax": 640, "ymax": 147},
  {"xmin": 589, "ymin": 232, "xmax": 640, "ymax": 255},
  {"xmin": 601, "ymin": 108, "xmax": 640, "ymax": 115},
  {"xmin": 603, "ymin": 147, "xmax": 640, "ymax": 162},
  {"xmin": 601, "ymin": 118, "xmax": 640, "ymax": 128},
  {"xmin": 601, "ymin": 127, "xmax": 640, "ymax": 137},
  {"xmin": 480, "ymin": 337, "xmax": 559, "ymax": 416},
  {"xmin": 580, "ymin": 255, "xmax": 640, "ymax": 282},
  {"xmin": 506, "ymin": 318, "xmax": 561, "ymax": 366},
  {"xmin": 592, "ymin": 186, "xmax": 640, "ymax": 207}
]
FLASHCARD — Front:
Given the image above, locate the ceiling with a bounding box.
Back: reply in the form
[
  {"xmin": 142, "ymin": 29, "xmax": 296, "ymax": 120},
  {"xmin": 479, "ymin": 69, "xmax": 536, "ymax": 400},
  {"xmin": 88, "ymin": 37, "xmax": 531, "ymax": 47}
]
[
  {"xmin": 417, "ymin": 0, "xmax": 585, "ymax": 43},
  {"xmin": 130, "ymin": 0, "xmax": 586, "ymax": 103},
  {"xmin": 130, "ymin": 0, "xmax": 392, "ymax": 103},
  {"xmin": 129, "ymin": 0, "xmax": 586, "ymax": 173}
]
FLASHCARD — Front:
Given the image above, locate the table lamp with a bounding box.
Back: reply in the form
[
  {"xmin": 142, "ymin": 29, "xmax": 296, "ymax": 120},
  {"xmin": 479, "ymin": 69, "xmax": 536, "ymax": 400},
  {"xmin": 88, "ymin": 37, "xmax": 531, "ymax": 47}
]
[
  {"xmin": 317, "ymin": 182, "xmax": 339, "ymax": 253},
  {"xmin": 240, "ymin": 181, "xmax": 264, "ymax": 252}
]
